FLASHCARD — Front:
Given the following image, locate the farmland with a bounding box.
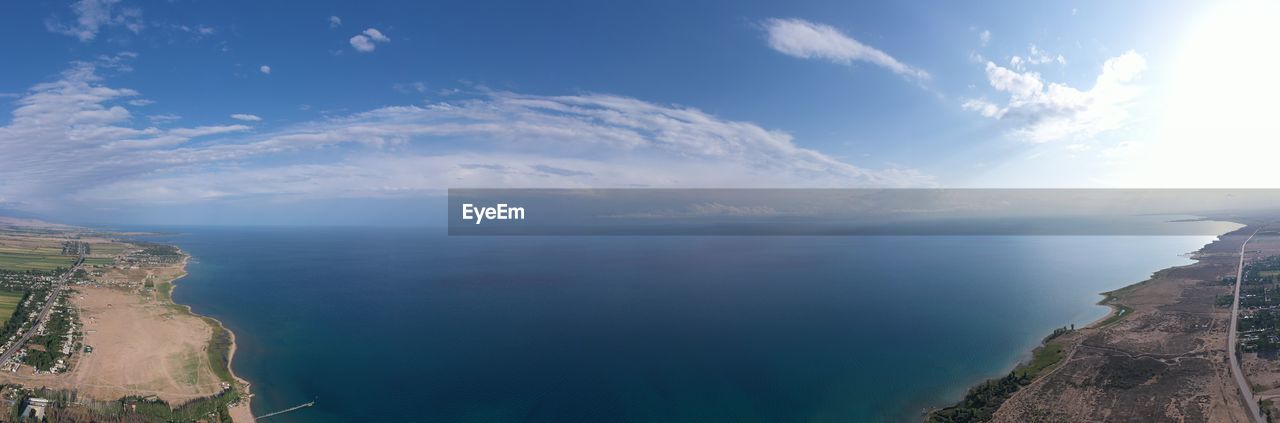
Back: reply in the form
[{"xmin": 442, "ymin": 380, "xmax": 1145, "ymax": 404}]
[
  {"xmin": 81, "ymin": 241, "xmax": 126, "ymax": 268},
  {"xmin": 82, "ymin": 257, "xmax": 115, "ymax": 267},
  {"xmin": 90, "ymin": 242, "xmax": 127, "ymax": 256},
  {"xmin": 0, "ymin": 290, "xmax": 23, "ymax": 326},
  {"xmin": 0, "ymin": 246, "xmax": 76, "ymax": 272}
]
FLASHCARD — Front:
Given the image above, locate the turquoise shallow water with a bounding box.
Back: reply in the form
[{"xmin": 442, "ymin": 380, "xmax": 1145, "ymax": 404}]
[{"xmin": 144, "ymin": 228, "xmax": 1217, "ymax": 422}]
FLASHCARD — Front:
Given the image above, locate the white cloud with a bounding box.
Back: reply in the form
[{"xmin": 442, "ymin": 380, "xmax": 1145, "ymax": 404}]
[
  {"xmin": 393, "ymin": 82, "xmax": 429, "ymax": 94},
  {"xmin": 95, "ymin": 51, "xmax": 138, "ymax": 72},
  {"xmin": 362, "ymin": 28, "xmax": 389, "ymax": 42},
  {"xmin": 1009, "ymin": 44, "xmax": 1066, "ymax": 71},
  {"xmin": 964, "ymin": 51, "xmax": 1146, "ymax": 143},
  {"xmin": 350, "ymin": 28, "xmax": 390, "ymax": 53},
  {"xmin": 259, "ymin": 65, "xmax": 271, "ymax": 74},
  {"xmin": 350, "ymin": 35, "xmax": 375, "ymax": 52},
  {"xmin": 329, "ymin": 16, "xmax": 342, "ymax": 28},
  {"xmin": 166, "ymin": 23, "xmax": 215, "ymax": 37},
  {"xmin": 165, "ymin": 125, "xmax": 251, "ymax": 138},
  {"xmin": 979, "ymin": 29, "xmax": 991, "ymax": 47},
  {"xmin": 960, "ymin": 99, "xmax": 1000, "ymax": 118},
  {"xmin": 127, "ymin": 99, "xmax": 154, "ymax": 106},
  {"xmin": 45, "ymin": 0, "xmax": 143, "ymax": 42},
  {"xmin": 230, "ymin": 114, "xmax": 262, "ymax": 122},
  {"xmin": 762, "ymin": 18, "xmax": 929, "ymax": 80},
  {"xmin": 148, "ymin": 114, "xmax": 181, "ymax": 123},
  {"xmin": 0, "ymin": 61, "xmax": 931, "ymax": 211},
  {"xmin": 0, "ymin": 62, "xmax": 259, "ymax": 208}
]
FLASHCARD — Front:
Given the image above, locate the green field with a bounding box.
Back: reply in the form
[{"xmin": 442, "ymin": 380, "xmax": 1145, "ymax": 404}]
[
  {"xmin": 1261, "ymin": 270, "xmax": 1280, "ymax": 278},
  {"xmin": 0, "ymin": 246, "xmax": 76, "ymax": 272},
  {"xmin": 1014, "ymin": 341, "xmax": 1066, "ymax": 379},
  {"xmin": 83, "ymin": 257, "xmax": 115, "ymax": 267},
  {"xmin": 1100, "ymin": 304, "xmax": 1133, "ymax": 326},
  {"xmin": 203, "ymin": 318, "xmax": 235, "ymax": 383},
  {"xmin": 92, "ymin": 242, "xmax": 127, "ymax": 256},
  {"xmin": 0, "ymin": 290, "xmax": 24, "ymax": 326}
]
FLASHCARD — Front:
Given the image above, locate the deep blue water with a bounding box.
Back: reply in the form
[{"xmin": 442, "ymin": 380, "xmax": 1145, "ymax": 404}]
[{"xmin": 143, "ymin": 228, "xmax": 1220, "ymax": 422}]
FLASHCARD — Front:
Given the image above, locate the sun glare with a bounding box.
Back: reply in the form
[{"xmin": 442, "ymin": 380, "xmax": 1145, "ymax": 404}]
[{"xmin": 1122, "ymin": 1, "xmax": 1280, "ymax": 186}]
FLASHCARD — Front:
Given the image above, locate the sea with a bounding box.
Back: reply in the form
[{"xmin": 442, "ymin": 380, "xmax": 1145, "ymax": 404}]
[{"xmin": 130, "ymin": 226, "xmax": 1232, "ymax": 422}]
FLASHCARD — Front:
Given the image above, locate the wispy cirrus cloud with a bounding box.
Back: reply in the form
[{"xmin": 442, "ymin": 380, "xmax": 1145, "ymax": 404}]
[
  {"xmin": 0, "ymin": 61, "xmax": 251, "ymax": 205},
  {"xmin": 1008, "ymin": 44, "xmax": 1066, "ymax": 71},
  {"xmin": 45, "ymin": 0, "xmax": 143, "ymax": 42},
  {"xmin": 0, "ymin": 60, "xmax": 931, "ymax": 211},
  {"xmin": 762, "ymin": 18, "xmax": 929, "ymax": 81}
]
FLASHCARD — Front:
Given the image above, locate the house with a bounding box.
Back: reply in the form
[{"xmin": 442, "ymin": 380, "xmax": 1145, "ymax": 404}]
[{"xmin": 20, "ymin": 397, "xmax": 49, "ymax": 420}]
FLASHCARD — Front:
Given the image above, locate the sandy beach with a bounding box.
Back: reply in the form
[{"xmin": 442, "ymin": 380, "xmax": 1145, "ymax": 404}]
[{"xmin": 167, "ymin": 253, "xmax": 258, "ymax": 423}]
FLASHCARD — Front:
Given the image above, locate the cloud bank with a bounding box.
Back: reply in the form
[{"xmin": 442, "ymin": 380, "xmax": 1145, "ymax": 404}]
[{"xmin": 0, "ymin": 61, "xmax": 930, "ymax": 212}]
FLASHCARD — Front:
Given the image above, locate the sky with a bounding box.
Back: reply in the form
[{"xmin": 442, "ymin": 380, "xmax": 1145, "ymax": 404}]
[{"xmin": 1, "ymin": 0, "xmax": 1278, "ymax": 225}]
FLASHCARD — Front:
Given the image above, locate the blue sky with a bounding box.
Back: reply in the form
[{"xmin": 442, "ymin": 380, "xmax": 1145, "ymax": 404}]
[{"xmin": 1, "ymin": 0, "xmax": 1277, "ymax": 225}]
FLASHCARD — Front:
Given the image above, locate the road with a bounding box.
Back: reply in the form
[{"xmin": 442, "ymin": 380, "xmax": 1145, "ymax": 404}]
[
  {"xmin": 0, "ymin": 255, "xmax": 80, "ymax": 366},
  {"xmin": 1229, "ymin": 228, "xmax": 1263, "ymax": 423}
]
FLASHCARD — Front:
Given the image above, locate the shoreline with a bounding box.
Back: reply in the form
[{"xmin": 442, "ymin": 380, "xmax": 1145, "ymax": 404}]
[
  {"xmin": 927, "ymin": 221, "xmax": 1241, "ymax": 421},
  {"xmin": 165, "ymin": 250, "xmax": 255, "ymax": 422}
]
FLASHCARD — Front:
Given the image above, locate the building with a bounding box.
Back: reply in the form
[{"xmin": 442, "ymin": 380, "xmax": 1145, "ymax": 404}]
[{"xmin": 20, "ymin": 397, "xmax": 49, "ymax": 420}]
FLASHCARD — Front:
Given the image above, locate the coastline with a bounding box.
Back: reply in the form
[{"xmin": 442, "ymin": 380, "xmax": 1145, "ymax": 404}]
[
  {"xmin": 0, "ymin": 224, "xmax": 252, "ymax": 418},
  {"xmin": 928, "ymin": 222, "xmax": 1243, "ymax": 421},
  {"xmin": 1085, "ymin": 286, "xmax": 1137, "ymax": 328},
  {"xmin": 166, "ymin": 250, "xmax": 256, "ymax": 422}
]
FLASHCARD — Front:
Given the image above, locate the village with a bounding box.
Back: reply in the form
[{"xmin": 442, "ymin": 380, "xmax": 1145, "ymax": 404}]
[
  {"xmin": 1236, "ymin": 255, "xmax": 1280, "ymax": 352},
  {"xmin": 0, "ymin": 227, "xmax": 248, "ymax": 421}
]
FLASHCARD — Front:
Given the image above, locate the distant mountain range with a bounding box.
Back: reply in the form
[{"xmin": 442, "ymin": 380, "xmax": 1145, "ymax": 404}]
[{"xmin": 0, "ymin": 215, "xmax": 73, "ymax": 229}]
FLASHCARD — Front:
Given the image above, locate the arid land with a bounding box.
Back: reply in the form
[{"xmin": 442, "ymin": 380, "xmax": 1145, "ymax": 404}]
[
  {"xmin": 934, "ymin": 220, "xmax": 1280, "ymax": 423},
  {"xmin": 0, "ymin": 220, "xmax": 252, "ymax": 422}
]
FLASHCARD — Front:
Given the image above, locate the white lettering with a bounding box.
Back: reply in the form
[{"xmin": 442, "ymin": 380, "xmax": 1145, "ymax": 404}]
[
  {"xmin": 462, "ymin": 203, "xmax": 476, "ymax": 222},
  {"xmin": 461, "ymin": 203, "xmax": 525, "ymax": 224}
]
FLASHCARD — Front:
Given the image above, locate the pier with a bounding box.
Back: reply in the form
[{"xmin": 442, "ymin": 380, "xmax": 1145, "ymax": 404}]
[{"xmin": 255, "ymin": 400, "xmax": 316, "ymax": 420}]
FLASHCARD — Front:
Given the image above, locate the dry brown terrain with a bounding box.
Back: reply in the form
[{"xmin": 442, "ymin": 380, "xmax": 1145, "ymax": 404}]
[
  {"xmin": 990, "ymin": 228, "xmax": 1259, "ymax": 422},
  {"xmin": 0, "ymin": 286, "xmax": 223, "ymax": 403},
  {"xmin": 0, "ymin": 223, "xmax": 253, "ymax": 421},
  {"xmin": 1245, "ymin": 354, "xmax": 1280, "ymax": 407}
]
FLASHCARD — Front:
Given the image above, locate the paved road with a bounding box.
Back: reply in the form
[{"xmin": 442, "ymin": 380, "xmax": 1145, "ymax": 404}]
[
  {"xmin": 1229, "ymin": 228, "xmax": 1263, "ymax": 423},
  {"xmin": 0, "ymin": 256, "xmax": 79, "ymax": 366}
]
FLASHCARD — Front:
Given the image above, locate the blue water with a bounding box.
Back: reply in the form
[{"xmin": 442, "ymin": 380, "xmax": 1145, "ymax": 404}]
[{"xmin": 145, "ymin": 228, "xmax": 1219, "ymax": 422}]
